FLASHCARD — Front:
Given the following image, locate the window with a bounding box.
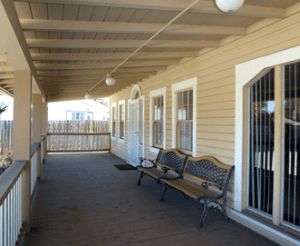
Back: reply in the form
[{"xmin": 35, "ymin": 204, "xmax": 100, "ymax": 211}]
[
  {"xmin": 235, "ymin": 46, "xmax": 300, "ymax": 237},
  {"xmin": 66, "ymin": 111, "xmax": 85, "ymax": 120},
  {"xmin": 177, "ymin": 89, "xmax": 193, "ymax": 152},
  {"xmin": 246, "ymin": 65, "xmax": 300, "ymax": 231},
  {"xmin": 111, "ymin": 102, "xmax": 117, "ymax": 139},
  {"xmin": 118, "ymin": 100, "xmax": 125, "ymax": 142},
  {"xmin": 153, "ymin": 96, "xmax": 163, "ymax": 147},
  {"xmin": 172, "ymin": 78, "xmax": 197, "ymax": 156},
  {"xmin": 149, "ymin": 87, "xmax": 166, "ymax": 153}
]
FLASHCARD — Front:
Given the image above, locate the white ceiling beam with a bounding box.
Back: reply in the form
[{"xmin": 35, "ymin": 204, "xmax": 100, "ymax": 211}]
[
  {"xmin": 15, "ymin": 0, "xmax": 286, "ymax": 18},
  {"xmin": 26, "ymin": 39, "xmax": 220, "ymax": 49},
  {"xmin": 2, "ymin": 85, "xmax": 14, "ymax": 88},
  {"xmin": 0, "ymin": 65, "xmax": 13, "ymax": 73},
  {"xmin": 37, "ymin": 67, "xmax": 165, "ymax": 76},
  {"xmin": 0, "ymin": 73, "xmax": 13, "ymax": 79},
  {"xmin": 20, "ymin": 19, "xmax": 247, "ymax": 36},
  {"xmin": 34, "ymin": 60, "xmax": 179, "ymax": 70},
  {"xmin": 41, "ymin": 78, "xmax": 145, "ymax": 85},
  {"xmin": 31, "ymin": 51, "xmax": 198, "ymax": 61},
  {"xmin": 40, "ymin": 74, "xmax": 153, "ymax": 82},
  {"xmin": 0, "ymin": 79, "xmax": 14, "ymax": 84}
]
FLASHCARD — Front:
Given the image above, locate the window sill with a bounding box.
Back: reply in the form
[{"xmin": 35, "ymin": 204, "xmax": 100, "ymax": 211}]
[
  {"xmin": 111, "ymin": 136, "xmax": 117, "ymax": 141},
  {"xmin": 118, "ymin": 138, "xmax": 125, "ymax": 144},
  {"xmin": 149, "ymin": 146, "xmax": 161, "ymax": 154}
]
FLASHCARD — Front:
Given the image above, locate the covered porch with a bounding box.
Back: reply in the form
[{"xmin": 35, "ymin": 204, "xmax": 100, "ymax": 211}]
[{"xmin": 24, "ymin": 152, "xmax": 275, "ymax": 246}]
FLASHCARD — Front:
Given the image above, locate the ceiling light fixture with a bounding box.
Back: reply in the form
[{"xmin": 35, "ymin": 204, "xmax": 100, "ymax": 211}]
[
  {"xmin": 215, "ymin": 0, "xmax": 244, "ymax": 13},
  {"xmin": 106, "ymin": 74, "xmax": 116, "ymax": 86},
  {"xmin": 85, "ymin": 92, "xmax": 91, "ymax": 100}
]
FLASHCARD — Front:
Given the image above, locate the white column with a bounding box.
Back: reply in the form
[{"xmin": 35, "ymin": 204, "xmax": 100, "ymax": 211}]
[{"xmin": 13, "ymin": 70, "xmax": 32, "ymax": 232}]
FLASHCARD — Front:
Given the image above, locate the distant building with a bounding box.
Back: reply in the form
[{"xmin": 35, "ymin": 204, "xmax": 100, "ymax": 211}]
[{"xmin": 48, "ymin": 100, "xmax": 109, "ymax": 121}]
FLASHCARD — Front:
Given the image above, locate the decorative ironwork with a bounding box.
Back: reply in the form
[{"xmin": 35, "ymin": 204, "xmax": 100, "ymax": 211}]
[
  {"xmin": 158, "ymin": 156, "xmax": 234, "ymax": 229},
  {"xmin": 157, "ymin": 151, "xmax": 186, "ymax": 170},
  {"xmin": 185, "ymin": 159, "xmax": 228, "ymax": 188}
]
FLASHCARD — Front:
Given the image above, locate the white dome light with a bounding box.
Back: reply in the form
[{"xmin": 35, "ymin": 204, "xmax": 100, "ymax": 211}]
[
  {"xmin": 85, "ymin": 92, "xmax": 91, "ymax": 100},
  {"xmin": 106, "ymin": 76, "xmax": 116, "ymax": 86},
  {"xmin": 215, "ymin": 0, "xmax": 244, "ymax": 13}
]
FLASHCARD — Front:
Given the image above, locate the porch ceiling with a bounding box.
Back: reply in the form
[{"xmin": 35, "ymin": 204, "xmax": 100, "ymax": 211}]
[{"xmin": 1, "ymin": 0, "xmax": 300, "ymax": 102}]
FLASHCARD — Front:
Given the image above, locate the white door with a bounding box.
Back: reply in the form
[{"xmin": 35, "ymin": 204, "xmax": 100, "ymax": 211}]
[{"xmin": 128, "ymin": 99, "xmax": 144, "ymax": 166}]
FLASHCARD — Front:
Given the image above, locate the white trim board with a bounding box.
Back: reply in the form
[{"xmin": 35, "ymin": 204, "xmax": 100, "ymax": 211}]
[
  {"xmin": 111, "ymin": 102, "xmax": 117, "ymax": 141},
  {"xmin": 118, "ymin": 99, "xmax": 125, "ymax": 144},
  {"xmin": 171, "ymin": 77, "xmax": 197, "ymax": 157},
  {"xmin": 149, "ymin": 87, "xmax": 167, "ymax": 154},
  {"xmin": 235, "ymin": 44, "xmax": 300, "ymax": 213}
]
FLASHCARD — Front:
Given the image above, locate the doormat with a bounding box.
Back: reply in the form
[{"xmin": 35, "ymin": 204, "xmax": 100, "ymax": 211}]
[{"xmin": 114, "ymin": 164, "xmax": 137, "ymax": 171}]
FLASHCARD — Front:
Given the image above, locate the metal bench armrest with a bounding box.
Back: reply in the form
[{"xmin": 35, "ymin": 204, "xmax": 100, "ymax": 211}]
[{"xmin": 157, "ymin": 166, "xmax": 183, "ymax": 183}]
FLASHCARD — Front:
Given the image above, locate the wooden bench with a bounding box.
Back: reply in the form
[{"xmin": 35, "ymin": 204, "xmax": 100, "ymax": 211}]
[
  {"xmin": 159, "ymin": 155, "xmax": 234, "ymax": 228},
  {"xmin": 136, "ymin": 149, "xmax": 189, "ymax": 186}
]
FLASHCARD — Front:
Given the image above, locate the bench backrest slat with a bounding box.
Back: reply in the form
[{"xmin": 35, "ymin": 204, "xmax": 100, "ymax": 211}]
[
  {"xmin": 156, "ymin": 149, "xmax": 187, "ymax": 171},
  {"xmin": 183, "ymin": 156, "xmax": 233, "ymax": 189}
]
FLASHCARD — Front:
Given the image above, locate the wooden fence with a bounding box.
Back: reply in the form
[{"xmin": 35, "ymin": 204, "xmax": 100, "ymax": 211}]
[
  {"xmin": 47, "ymin": 133, "xmax": 110, "ymax": 152},
  {"xmin": 0, "ymin": 120, "xmax": 13, "ymax": 158},
  {"xmin": 48, "ymin": 120, "xmax": 109, "ymax": 133}
]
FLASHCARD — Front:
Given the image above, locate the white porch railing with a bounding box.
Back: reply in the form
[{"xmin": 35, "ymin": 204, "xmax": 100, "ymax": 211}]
[
  {"xmin": 0, "ymin": 136, "xmax": 45, "ymax": 246},
  {"xmin": 0, "ymin": 161, "xmax": 26, "ymax": 246},
  {"xmin": 30, "ymin": 143, "xmax": 40, "ymax": 196}
]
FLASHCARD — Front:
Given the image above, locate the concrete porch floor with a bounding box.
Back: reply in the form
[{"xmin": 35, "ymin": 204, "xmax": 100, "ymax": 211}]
[{"xmin": 24, "ymin": 153, "xmax": 278, "ymax": 246}]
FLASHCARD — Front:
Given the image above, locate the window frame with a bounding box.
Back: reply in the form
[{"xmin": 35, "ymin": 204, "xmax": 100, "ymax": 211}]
[
  {"xmin": 235, "ymin": 44, "xmax": 300, "ymax": 237},
  {"xmin": 171, "ymin": 78, "xmax": 197, "ymax": 157},
  {"xmin": 149, "ymin": 87, "xmax": 166, "ymax": 153},
  {"xmin": 111, "ymin": 102, "xmax": 117, "ymax": 140},
  {"xmin": 118, "ymin": 100, "xmax": 125, "ymax": 143}
]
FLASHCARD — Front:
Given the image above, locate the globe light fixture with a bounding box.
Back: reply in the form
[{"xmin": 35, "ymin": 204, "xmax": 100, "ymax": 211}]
[
  {"xmin": 106, "ymin": 74, "xmax": 116, "ymax": 86},
  {"xmin": 215, "ymin": 0, "xmax": 244, "ymax": 13},
  {"xmin": 85, "ymin": 92, "xmax": 91, "ymax": 100}
]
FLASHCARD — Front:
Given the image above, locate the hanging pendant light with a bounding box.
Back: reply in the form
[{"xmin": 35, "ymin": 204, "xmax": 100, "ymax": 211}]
[
  {"xmin": 85, "ymin": 92, "xmax": 91, "ymax": 100},
  {"xmin": 106, "ymin": 74, "xmax": 116, "ymax": 86},
  {"xmin": 215, "ymin": 0, "xmax": 244, "ymax": 13}
]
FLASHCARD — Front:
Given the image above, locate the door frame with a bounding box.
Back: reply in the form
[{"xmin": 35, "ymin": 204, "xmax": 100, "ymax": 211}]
[{"xmin": 128, "ymin": 85, "xmax": 145, "ymax": 165}]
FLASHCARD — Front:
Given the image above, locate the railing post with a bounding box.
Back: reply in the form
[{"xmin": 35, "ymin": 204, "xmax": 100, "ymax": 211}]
[
  {"xmin": 33, "ymin": 94, "xmax": 43, "ymax": 181},
  {"xmin": 36, "ymin": 145, "xmax": 41, "ymax": 181},
  {"xmin": 43, "ymin": 136, "xmax": 46, "ymax": 163},
  {"xmin": 13, "ymin": 70, "xmax": 32, "ymax": 233}
]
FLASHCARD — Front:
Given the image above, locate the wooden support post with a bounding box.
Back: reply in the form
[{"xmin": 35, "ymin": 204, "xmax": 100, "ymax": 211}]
[
  {"xmin": 13, "ymin": 70, "xmax": 32, "ymax": 232},
  {"xmin": 32, "ymin": 93, "xmax": 42, "ymax": 180}
]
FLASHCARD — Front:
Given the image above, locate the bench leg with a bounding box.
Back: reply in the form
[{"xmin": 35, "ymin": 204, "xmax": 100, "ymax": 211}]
[
  {"xmin": 197, "ymin": 199, "xmax": 208, "ymax": 229},
  {"xmin": 220, "ymin": 203, "xmax": 230, "ymax": 222},
  {"xmin": 137, "ymin": 171, "xmax": 145, "ymax": 185},
  {"xmin": 159, "ymin": 183, "xmax": 168, "ymax": 202}
]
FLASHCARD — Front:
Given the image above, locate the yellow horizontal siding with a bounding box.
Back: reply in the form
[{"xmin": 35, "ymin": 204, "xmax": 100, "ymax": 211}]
[{"xmin": 109, "ymin": 12, "xmax": 300, "ymax": 209}]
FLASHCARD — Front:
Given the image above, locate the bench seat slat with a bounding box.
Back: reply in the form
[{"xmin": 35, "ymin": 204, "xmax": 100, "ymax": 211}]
[
  {"xmin": 161, "ymin": 178, "xmax": 221, "ymax": 200},
  {"xmin": 137, "ymin": 167, "xmax": 179, "ymax": 180}
]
